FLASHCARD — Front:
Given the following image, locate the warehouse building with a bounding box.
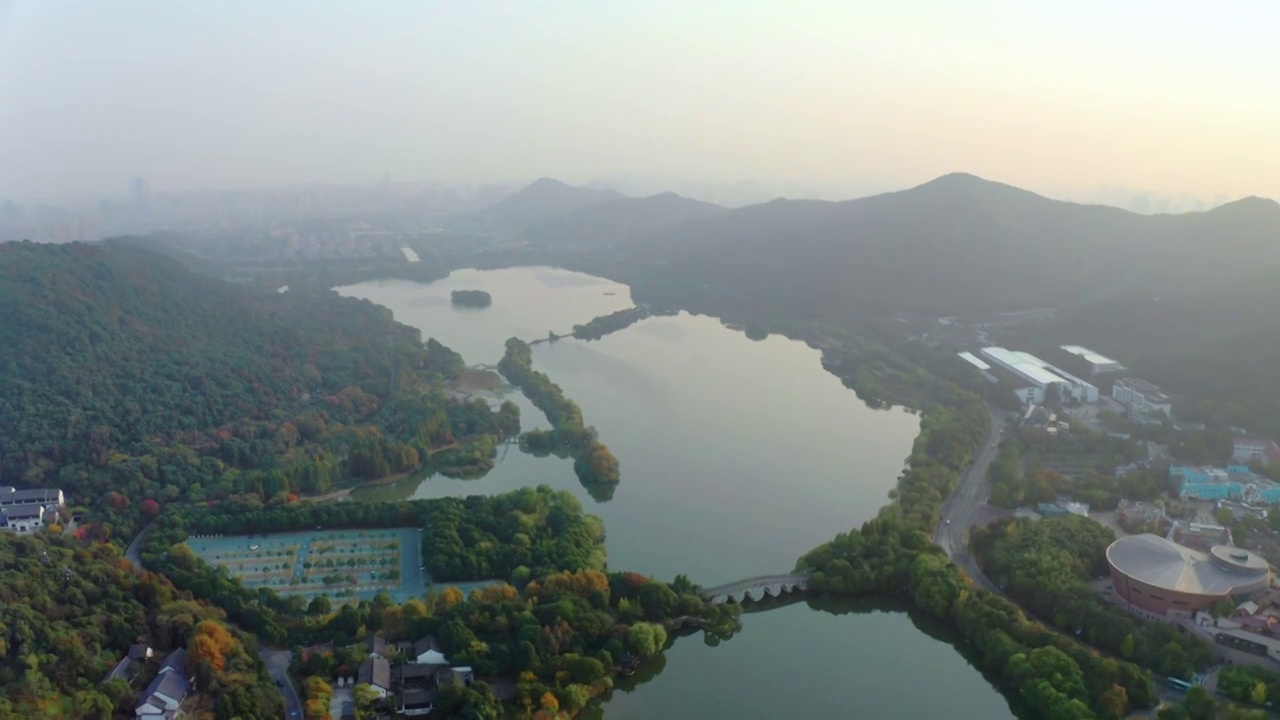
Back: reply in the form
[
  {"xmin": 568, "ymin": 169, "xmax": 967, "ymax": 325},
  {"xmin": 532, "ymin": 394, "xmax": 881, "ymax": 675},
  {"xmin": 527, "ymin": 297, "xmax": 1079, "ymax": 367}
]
[
  {"xmin": 1107, "ymin": 534, "xmax": 1271, "ymax": 616},
  {"xmin": 955, "ymin": 352, "xmax": 998, "ymax": 383},
  {"xmin": 1059, "ymin": 345, "xmax": 1125, "ymax": 376},
  {"xmin": 1112, "ymin": 378, "xmax": 1172, "ymax": 418},
  {"xmin": 978, "ymin": 346, "xmax": 1099, "ymax": 405}
]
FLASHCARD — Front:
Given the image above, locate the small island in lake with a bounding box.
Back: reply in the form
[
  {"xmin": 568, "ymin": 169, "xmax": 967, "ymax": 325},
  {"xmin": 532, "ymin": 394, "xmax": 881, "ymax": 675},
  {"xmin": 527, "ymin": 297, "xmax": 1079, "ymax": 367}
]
[{"xmin": 451, "ymin": 289, "xmax": 492, "ymax": 308}]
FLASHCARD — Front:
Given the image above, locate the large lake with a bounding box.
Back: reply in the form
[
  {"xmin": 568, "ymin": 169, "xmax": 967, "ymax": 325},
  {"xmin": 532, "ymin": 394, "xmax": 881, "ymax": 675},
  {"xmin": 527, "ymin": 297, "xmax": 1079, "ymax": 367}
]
[{"xmin": 337, "ymin": 267, "xmax": 1014, "ymax": 719}]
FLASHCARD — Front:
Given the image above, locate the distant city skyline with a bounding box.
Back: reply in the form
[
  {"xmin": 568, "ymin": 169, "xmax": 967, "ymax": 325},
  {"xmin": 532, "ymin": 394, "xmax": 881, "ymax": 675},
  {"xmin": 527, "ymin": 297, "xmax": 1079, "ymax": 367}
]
[{"xmin": 3, "ymin": 1, "xmax": 1277, "ymax": 207}]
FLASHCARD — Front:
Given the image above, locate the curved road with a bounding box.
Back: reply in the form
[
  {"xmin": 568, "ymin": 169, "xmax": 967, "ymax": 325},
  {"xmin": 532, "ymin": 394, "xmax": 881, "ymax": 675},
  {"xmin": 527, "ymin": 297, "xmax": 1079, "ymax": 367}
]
[
  {"xmin": 931, "ymin": 409, "xmax": 1217, "ymax": 713},
  {"xmin": 935, "ymin": 405, "xmax": 1004, "ymax": 593},
  {"xmin": 261, "ymin": 648, "xmax": 303, "ymax": 720}
]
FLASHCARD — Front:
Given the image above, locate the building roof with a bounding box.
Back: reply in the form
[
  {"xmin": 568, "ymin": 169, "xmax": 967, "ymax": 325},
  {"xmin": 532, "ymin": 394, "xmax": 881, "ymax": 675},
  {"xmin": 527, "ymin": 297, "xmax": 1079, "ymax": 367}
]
[
  {"xmin": 1060, "ymin": 345, "xmax": 1122, "ymax": 368},
  {"xmin": 1116, "ymin": 377, "xmax": 1171, "ymax": 402},
  {"xmin": 129, "ymin": 644, "xmax": 153, "ymax": 660},
  {"xmin": 159, "ymin": 648, "xmax": 187, "ymax": 674},
  {"xmin": 413, "ymin": 635, "xmax": 440, "ymax": 655},
  {"xmin": 367, "ymin": 635, "xmax": 390, "ymax": 656},
  {"xmin": 0, "ymin": 487, "xmax": 62, "ymax": 506},
  {"xmin": 957, "ymin": 352, "xmax": 991, "ymax": 371},
  {"xmin": 1107, "ymin": 534, "xmax": 1270, "ymax": 596},
  {"xmin": 102, "ymin": 656, "xmax": 133, "ymax": 683},
  {"xmin": 400, "ymin": 689, "xmax": 436, "ymax": 709},
  {"xmin": 981, "ymin": 347, "xmax": 1067, "ymax": 387},
  {"xmin": 395, "ymin": 663, "xmax": 438, "ymax": 681},
  {"xmin": 359, "ymin": 657, "xmax": 391, "ymax": 689},
  {"xmin": 139, "ymin": 655, "xmax": 190, "ymax": 710},
  {"xmin": 0, "ymin": 504, "xmax": 47, "ymax": 520}
]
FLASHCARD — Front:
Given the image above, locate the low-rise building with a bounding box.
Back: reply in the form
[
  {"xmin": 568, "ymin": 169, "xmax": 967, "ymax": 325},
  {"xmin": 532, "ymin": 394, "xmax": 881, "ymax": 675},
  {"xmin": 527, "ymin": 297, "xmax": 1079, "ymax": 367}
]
[
  {"xmin": 1112, "ymin": 378, "xmax": 1172, "ymax": 419},
  {"xmin": 412, "ymin": 636, "xmax": 448, "ymax": 666},
  {"xmin": 1233, "ymin": 438, "xmax": 1280, "ymax": 467},
  {"xmin": 398, "ymin": 689, "xmax": 436, "ymax": 717},
  {"xmin": 980, "ymin": 346, "xmax": 1099, "ymax": 405},
  {"xmin": 1170, "ymin": 522, "xmax": 1232, "ymax": 552},
  {"xmin": 366, "ymin": 634, "xmax": 391, "ymax": 660},
  {"xmin": 0, "ymin": 486, "xmax": 65, "ymax": 535},
  {"xmin": 136, "ymin": 648, "xmax": 190, "ymax": 720},
  {"xmin": 1037, "ymin": 501, "xmax": 1090, "ymax": 518},
  {"xmin": 1059, "ymin": 345, "xmax": 1125, "ymax": 376},
  {"xmin": 357, "ymin": 657, "xmax": 391, "ymax": 698},
  {"xmin": 1174, "ymin": 466, "xmax": 1280, "ymax": 504},
  {"xmin": 1117, "ymin": 499, "xmax": 1165, "ymax": 526}
]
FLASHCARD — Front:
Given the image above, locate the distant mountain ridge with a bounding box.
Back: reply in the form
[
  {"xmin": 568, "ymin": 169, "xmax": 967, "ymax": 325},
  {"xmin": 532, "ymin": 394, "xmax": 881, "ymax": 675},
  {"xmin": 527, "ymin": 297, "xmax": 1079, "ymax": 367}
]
[
  {"xmin": 520, "ymin": 192, "xmax": 724, "ymax": 247},
  {"xmin": 616, "ymin": 172, "xmax": 1280, "ymax": 316},
  {"xmin": 473, "ymin": 177, "xmax": 625, "ymax": 234}
]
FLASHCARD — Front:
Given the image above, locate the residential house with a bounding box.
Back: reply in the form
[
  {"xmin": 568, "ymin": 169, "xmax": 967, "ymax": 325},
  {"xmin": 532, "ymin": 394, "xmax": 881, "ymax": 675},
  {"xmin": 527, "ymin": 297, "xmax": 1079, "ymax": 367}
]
[
  {"xmin": 413, "ymin": 636, "xmax": 448, "ymax": 665},
  {"xmin": 398, "ymin": 689, "xmax": 436, "ymax": 717},
  {"xmin": 135, "ymin": 648, "xmax": 190, "ymax": 720},
  {"xmin": 0, "ymin": 486, "xmax": 64, "ymax": 508},
  {"xmin": 393, "ymin": 663, "xmax": 437, "ymax": 691},
  {"xmin": 357, "ymin": 657, "xmax": 391, "ymax": 698},
  {"xmin": 367, "ymin": 634, "xmax": 391, "ymax": 660}
]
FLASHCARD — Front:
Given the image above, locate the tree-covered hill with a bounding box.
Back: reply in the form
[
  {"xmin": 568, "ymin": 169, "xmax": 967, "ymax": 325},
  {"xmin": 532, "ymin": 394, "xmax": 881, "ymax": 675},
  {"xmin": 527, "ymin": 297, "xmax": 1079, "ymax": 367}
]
[
  {"xmin": 472, "ymin": 177, "xmax": 624, "ymax": 235},
  {"xmin": 0, "ymin": 531, "xmax": 281, "ymax": 719},
  {"xmin": 520, "ymin": 192, "xmax": 724, "ymax": 248},
  {"xmin": 0, "ymin": 241, "xmax": 511, "ymax": 536},
  {"xmin": 1011, "ymin": 267, "xmax": 1280, "ymax": 436},
  {"xmin": 613, "ymin": 173, "xmax": 1280, "ymax": 318}
]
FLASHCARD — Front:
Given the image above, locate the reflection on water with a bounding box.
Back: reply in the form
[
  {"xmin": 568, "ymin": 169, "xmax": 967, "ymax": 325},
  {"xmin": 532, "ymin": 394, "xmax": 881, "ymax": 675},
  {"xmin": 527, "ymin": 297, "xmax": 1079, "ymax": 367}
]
[{"xmin": 338, "ymin": 266, "xmax": 1013, "ymax": 719}]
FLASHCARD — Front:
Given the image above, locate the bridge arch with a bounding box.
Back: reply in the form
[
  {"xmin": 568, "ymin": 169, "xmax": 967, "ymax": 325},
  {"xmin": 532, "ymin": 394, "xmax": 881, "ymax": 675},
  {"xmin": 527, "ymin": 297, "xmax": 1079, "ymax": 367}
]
[{"xmin": 701, "ymin": 573, "xmax": 811, "ymax": 605}]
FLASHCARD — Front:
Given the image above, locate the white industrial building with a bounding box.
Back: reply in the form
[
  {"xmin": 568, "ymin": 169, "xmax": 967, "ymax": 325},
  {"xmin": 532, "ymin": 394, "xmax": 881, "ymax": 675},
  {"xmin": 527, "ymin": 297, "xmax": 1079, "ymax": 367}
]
[
  {"xmin": 1060, "ymin": 345, "xmax": 1125, "ymax": 376},
  {"xmin": 956, "ymin": 352, "xmax": 999, "ymax": 383},
  {"xmin": 1112, "ymin": 378, "xmax": 1172, "ymax": 418},
  {"xmin": 979, "ymin": 347, "xmax": 1100, "ymax": 406}
]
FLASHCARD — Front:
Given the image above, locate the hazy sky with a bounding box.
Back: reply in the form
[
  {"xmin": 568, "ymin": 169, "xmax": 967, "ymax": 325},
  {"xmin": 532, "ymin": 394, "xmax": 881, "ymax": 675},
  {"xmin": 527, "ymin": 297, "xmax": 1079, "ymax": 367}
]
[{"xmin": 2, "ymin": 0, "xmax": 1278, "ymax": 202}]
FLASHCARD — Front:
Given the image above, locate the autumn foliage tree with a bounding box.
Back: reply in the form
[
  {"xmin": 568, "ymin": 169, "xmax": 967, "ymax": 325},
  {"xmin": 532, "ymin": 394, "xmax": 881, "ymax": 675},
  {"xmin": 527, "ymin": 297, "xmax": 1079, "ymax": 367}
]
[{"xmin": 188, "ymin": 620, "xmax": 236, "ymax": 673}]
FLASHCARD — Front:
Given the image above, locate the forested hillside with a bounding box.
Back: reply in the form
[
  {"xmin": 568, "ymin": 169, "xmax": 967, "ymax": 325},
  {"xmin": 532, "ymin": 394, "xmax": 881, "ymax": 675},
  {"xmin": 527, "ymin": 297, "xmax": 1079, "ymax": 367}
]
[
  {"xmin": 472, "ymin": 178, "xmax": 624, "ymax": 235},
  {"xmin": 613, "ymin": 173, "xmax": 1280, "ymax": 317},
  {"xmin": 1008, "ymin": 268, "xmax": 1280, "ymax": 436},
  {"xmin": 0, "ymin": 241, "xmax": 511, "ymax": 537},
  {"xmin": 520, "ymin": 192, "xmax": 723, "ymax": 247},
  {"xmin": 0, "ymin": 532, "xmax": 280, "ymax": 719}
]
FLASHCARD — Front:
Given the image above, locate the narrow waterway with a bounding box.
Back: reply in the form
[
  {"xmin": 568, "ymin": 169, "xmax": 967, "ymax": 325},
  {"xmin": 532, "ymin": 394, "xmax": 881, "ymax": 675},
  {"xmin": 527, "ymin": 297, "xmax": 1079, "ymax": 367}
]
[{"xmin": 336, "ymin": 267, "xmax": 1015, "ymax": 719}]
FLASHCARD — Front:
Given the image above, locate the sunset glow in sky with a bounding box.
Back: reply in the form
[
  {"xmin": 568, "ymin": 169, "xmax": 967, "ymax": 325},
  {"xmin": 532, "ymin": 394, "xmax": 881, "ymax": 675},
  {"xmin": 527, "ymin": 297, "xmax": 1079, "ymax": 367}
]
[{"xmin": 2, "ymin": 0, "xmax": 1277, "ymax": 202}]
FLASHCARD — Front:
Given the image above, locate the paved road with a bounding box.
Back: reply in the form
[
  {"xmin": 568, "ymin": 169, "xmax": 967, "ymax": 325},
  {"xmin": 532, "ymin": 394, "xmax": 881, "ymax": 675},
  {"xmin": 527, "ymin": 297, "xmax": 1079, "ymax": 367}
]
[
  {"xmin": 262, "ymin": 648, "xmax": 303, "ymax": 720},
  {"xmin": 124, "ymin": 520, "xmax": 156, "ymax": 568},
  {"xmin": 935, "ymin": 406, "xmax": 1004, "ymax": 592}
]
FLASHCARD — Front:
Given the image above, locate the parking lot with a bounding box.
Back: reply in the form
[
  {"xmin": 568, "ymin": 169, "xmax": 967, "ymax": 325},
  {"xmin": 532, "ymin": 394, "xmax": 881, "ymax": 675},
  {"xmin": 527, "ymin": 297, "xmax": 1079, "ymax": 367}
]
[{"xmin": 186, "ymin": 527, "xmax": 428, "ymax": 602}]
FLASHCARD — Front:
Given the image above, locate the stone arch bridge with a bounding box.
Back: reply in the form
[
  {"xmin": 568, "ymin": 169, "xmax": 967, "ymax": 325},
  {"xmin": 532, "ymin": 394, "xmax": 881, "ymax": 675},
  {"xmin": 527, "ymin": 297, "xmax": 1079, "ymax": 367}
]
[{"xmin": 699, "ymin": 573, "xmax": 811, "ymax": 605}]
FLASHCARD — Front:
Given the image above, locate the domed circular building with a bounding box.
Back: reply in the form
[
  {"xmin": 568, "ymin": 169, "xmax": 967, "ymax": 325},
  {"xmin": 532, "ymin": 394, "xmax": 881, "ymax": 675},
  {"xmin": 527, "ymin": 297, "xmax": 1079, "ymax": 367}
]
[{"xmin": 1106, "ymin": 534, "xmax": 1271, "ymax": 616}]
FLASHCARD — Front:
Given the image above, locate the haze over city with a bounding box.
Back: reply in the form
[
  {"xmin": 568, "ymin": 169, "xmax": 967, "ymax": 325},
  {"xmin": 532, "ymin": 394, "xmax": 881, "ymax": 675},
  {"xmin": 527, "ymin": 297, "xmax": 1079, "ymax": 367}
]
[{"xmin": 3, "ymin": 0, "xmax": 1279, "ymax": 207}]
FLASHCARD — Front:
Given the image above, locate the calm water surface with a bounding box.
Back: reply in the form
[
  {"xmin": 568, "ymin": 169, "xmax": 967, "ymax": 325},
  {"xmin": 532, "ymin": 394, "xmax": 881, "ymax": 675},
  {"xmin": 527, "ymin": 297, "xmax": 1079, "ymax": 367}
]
[{"xmin": 336, "ymin": 267, "xmax": 1014, "ymax": 719}]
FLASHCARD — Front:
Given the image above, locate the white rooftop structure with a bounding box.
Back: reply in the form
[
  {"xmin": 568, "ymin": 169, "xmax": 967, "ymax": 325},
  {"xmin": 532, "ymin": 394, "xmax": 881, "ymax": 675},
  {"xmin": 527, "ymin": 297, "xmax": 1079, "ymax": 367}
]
[
  {"xmin": 1106, "ymin": 534, "xmax": 1270, "ymax": 596},
  {"xmin": 1060, "ymin": 345, "xmax": 1124, "ymax": 373},
  {"xmin": 980, "ymin": 347, "xmax": 1065, "ymax": 387},
  {"xmin": 956, "ymin": 352, "xmax": 990, "ymax": 370},
  {"xmin": 980, "ymin": 347, "xmax": 1099, "ymax": 403}
]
